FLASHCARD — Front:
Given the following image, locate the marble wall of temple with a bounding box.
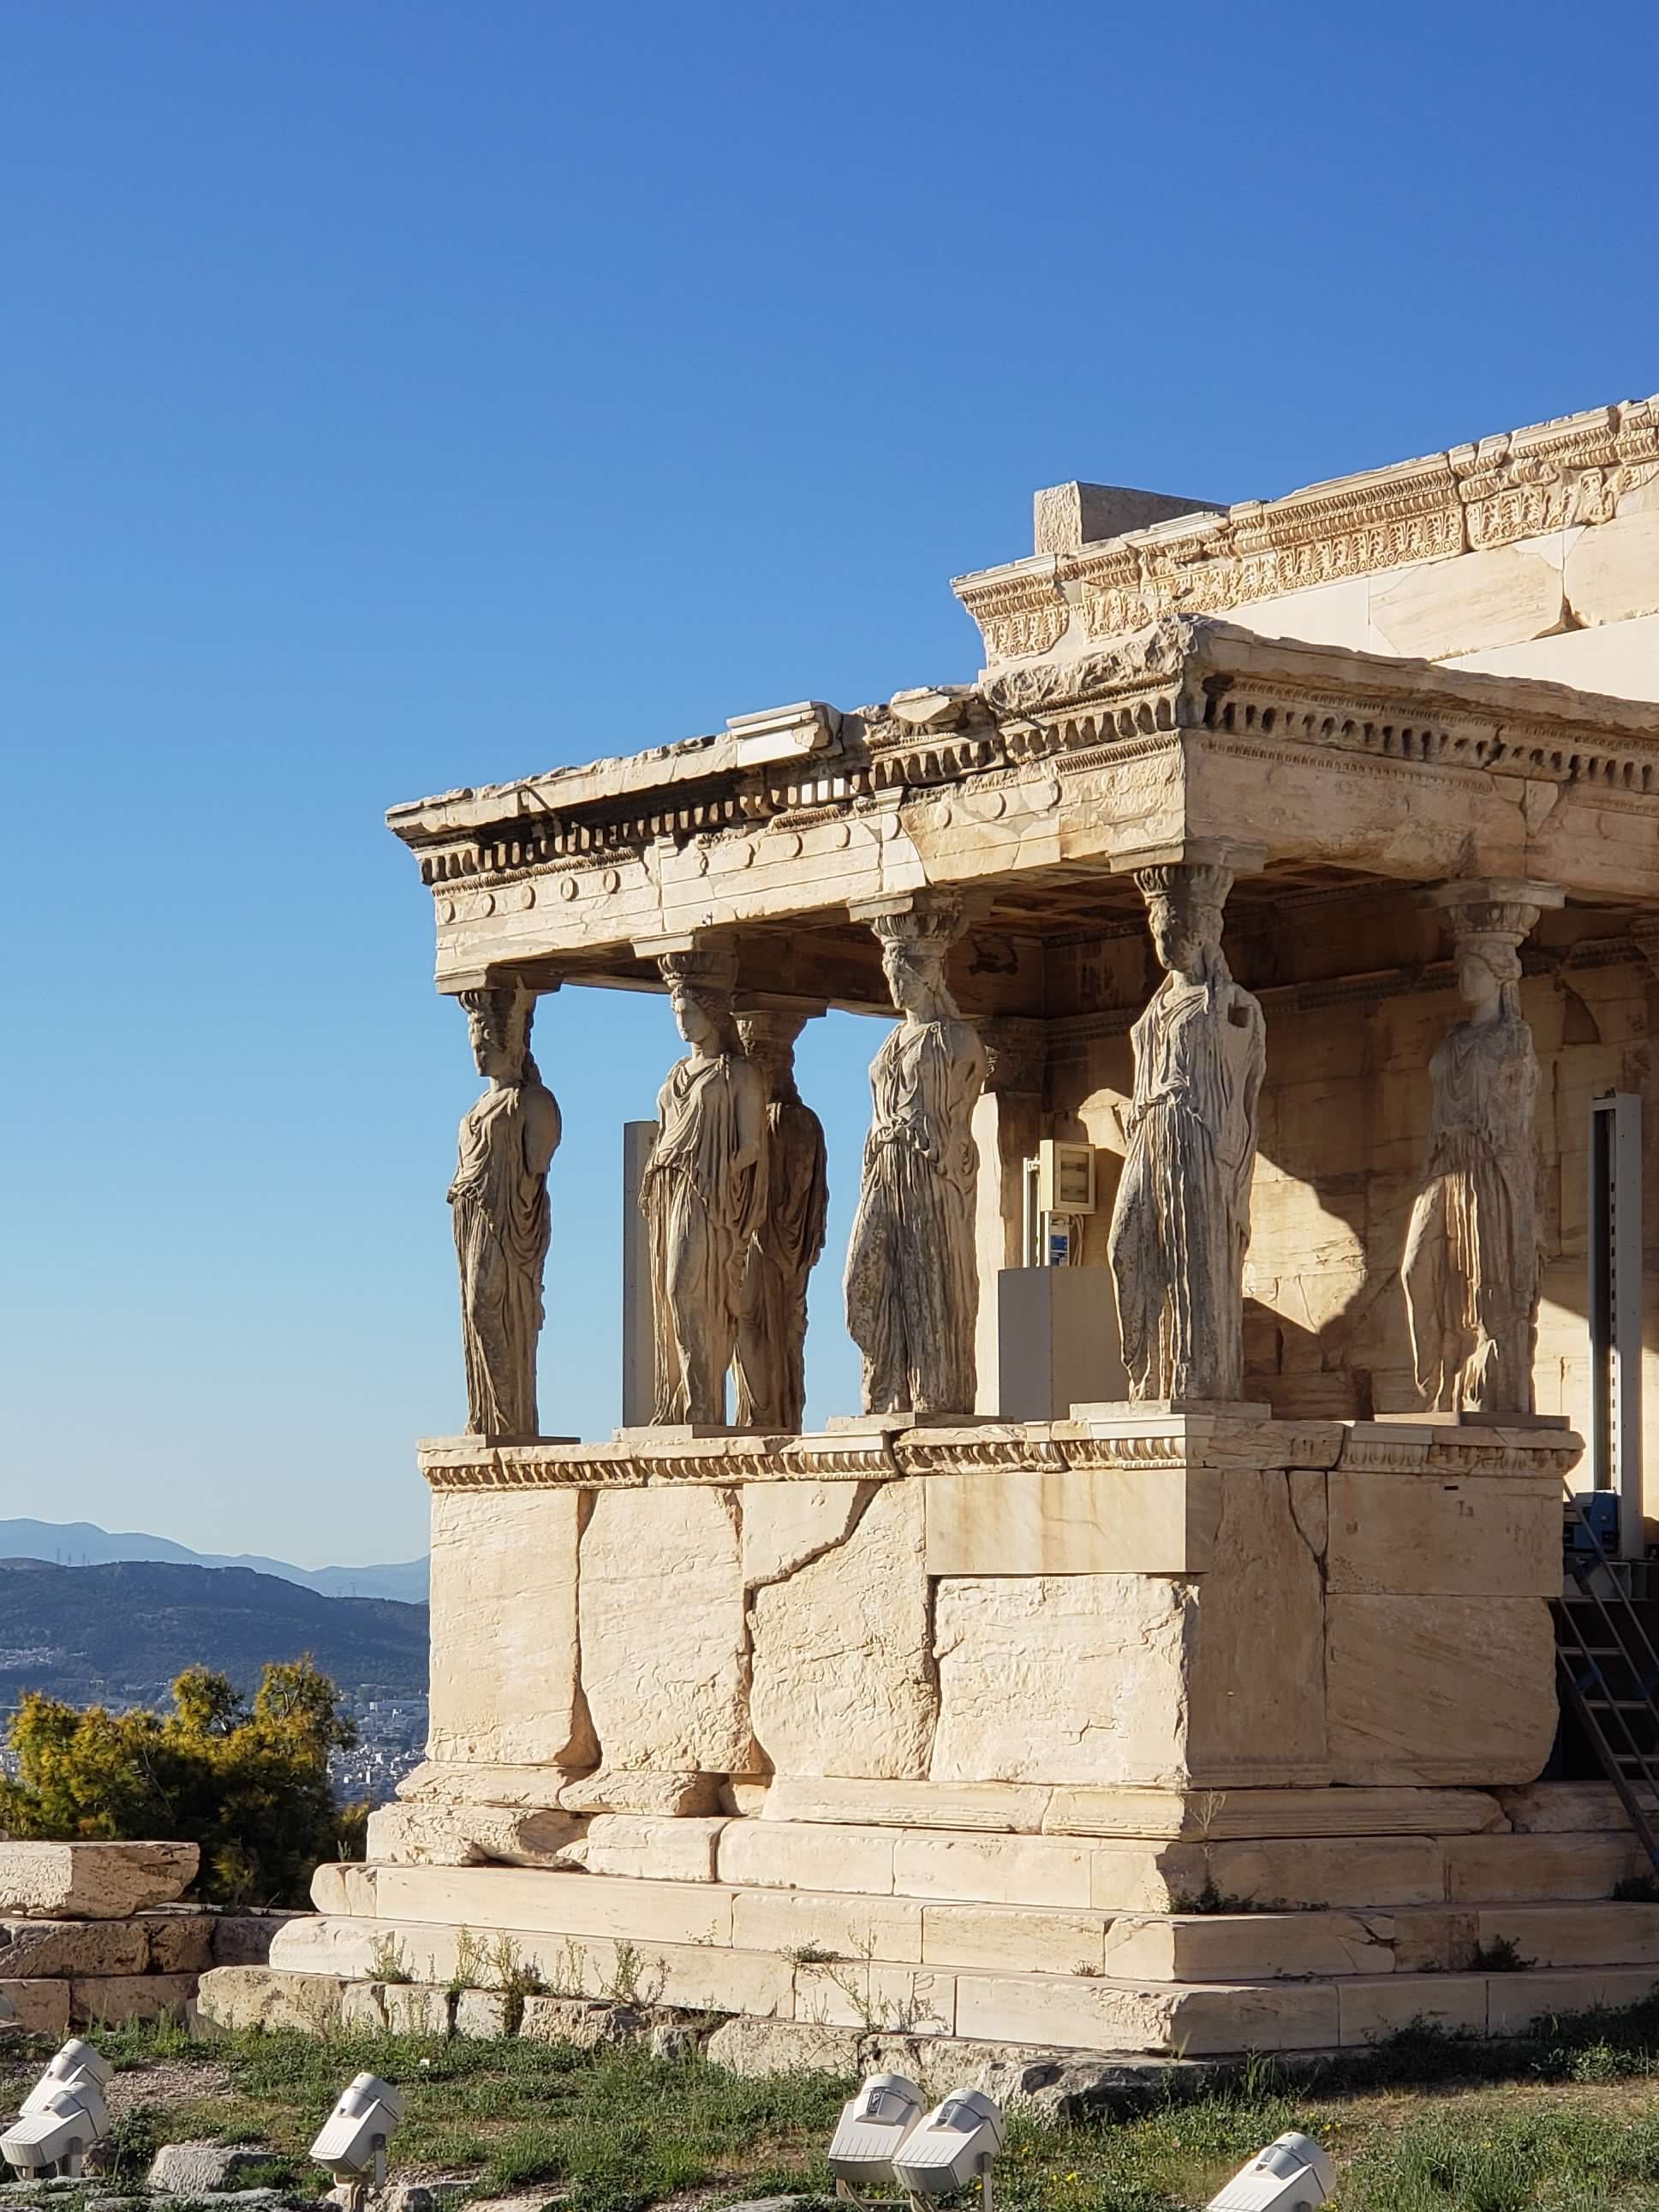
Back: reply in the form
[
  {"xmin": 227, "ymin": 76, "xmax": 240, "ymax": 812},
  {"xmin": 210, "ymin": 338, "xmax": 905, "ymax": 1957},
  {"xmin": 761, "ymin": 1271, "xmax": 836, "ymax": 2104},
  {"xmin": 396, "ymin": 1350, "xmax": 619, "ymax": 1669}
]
[{"xmin": 1026, "ymin": 892, "xmax": 1659, "ymax": 1450}]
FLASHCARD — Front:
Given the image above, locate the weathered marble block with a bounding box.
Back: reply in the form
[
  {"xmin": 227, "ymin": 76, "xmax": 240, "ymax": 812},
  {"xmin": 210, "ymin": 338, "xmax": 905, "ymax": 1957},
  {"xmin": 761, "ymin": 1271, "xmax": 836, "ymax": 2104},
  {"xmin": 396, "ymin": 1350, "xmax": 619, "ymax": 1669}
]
[
  {"xmin": 749, "ymin": 1481, "xmax": 936, "ymax": 1779},
  {"xmin": 428, "ymin": 1489, "xmax": 589, "ymax": 1767},
  {"xmin": 580, "ymin": 1487, "xmax": 753, "ymax": 1775}
]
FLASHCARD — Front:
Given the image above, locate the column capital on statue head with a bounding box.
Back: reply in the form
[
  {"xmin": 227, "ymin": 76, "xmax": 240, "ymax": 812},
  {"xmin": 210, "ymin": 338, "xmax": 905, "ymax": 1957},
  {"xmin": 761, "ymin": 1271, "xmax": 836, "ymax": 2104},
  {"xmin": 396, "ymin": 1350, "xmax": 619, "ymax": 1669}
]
[
  {"xmin": 1107, "ymin": 837, "xmax": 1267, "ymax": 880},
  {"xmin": 440, "ymin": 964, "xmax": 560, "ymax": 1001},
  {"xmin": 1420, "ymin": 877, "xmax": 1566, "ymax": 916},
  {"xmin": 849, "ymin": 887, "xmax": 974, "ymax": 948}
]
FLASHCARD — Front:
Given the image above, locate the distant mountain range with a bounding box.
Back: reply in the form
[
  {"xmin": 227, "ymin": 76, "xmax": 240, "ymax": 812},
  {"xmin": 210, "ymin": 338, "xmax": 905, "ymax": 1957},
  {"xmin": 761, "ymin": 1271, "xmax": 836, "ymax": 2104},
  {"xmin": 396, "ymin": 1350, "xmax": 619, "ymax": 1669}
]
[
  {"xmin": 0, "ymin": 1519, "xmax": 428, "ymax": 1603},
  {"xmin": 0, "ymin": 1557, "xmax": 428, "ymax": 1709}
]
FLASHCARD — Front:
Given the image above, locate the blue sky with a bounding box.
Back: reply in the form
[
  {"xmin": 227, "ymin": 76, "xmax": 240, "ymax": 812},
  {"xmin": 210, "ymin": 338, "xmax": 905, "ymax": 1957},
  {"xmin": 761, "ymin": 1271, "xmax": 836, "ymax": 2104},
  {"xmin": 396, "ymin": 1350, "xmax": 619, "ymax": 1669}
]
[{"xmin": 3, "ymin": 0, "xmax": 1656, "ymax": 1565}]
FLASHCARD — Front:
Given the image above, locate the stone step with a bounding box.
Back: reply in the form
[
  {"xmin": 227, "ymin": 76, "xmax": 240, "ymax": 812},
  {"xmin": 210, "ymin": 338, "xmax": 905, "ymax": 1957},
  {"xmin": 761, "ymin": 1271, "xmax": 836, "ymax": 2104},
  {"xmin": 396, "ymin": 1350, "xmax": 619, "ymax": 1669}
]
[
  {"xmin": 317, "ymin": 1809, "xmax": 1652, "ymax": 1919},
  {"xmin": 302, "ymin": 1865, "xmax": 1659, "ymax": 1982},
  {"xmin": 254, "ymin": 1919, "xmax": 1659, "ymax": 2056},
  {"xmin": 759, "ymin": 1777, "xmax": 1509, "ymax": 1839}
]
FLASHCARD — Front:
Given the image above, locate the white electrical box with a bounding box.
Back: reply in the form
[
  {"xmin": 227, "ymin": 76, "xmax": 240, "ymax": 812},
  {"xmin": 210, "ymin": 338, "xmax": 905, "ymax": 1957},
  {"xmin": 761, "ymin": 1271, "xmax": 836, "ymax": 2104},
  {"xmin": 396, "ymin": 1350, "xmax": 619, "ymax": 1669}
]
[
  {"xmin": 1035, "ymin": 1140, "xmax": 1096, "ymax": 1215},
  {"xmin": 892, "ymin": 2090, "xmax": 1005, "ymax": 2195},
  {"xmin": 1206, "ymin": 2132, "xmax": 1334, "ymax": 2211},
  {"xmin": 827, "ymin": 2072, "xmax": 926, "ymax": 2187}
]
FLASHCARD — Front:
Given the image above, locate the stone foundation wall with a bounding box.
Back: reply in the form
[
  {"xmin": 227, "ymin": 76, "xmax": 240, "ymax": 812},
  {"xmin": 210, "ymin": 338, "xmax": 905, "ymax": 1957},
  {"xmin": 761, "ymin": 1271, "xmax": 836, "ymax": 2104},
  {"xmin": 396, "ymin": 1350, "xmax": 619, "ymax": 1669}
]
[
  {"xmin": 419, "ymin": 1416, "xmax": 1574, "ymax": 1807},
  {"xmin": 0, "ymin": 1842, "xmax": 291, "ymax": 2035}
]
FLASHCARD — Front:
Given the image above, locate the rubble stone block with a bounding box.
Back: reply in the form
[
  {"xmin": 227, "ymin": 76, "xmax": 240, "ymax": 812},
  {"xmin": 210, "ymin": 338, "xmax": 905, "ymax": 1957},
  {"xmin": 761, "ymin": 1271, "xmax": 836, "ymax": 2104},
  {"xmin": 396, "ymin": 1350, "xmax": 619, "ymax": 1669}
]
[
  {"xmin": 71, "ymin": 1973, "xmax": 200, "ymax": 2026},
  {"xmin": 0, "ymin": 1919, "xmax": 150, "ymax": 1978},
  {"xmin": 212, "ymin": 1914, "xmax": 299, "ymax": 1967},
  {"xmin": 0, "ymin": 1841, "xmax": 198, "ymax": 1919},
  {"xmin": 140, "ymin": 1912, "xmax": 217, "ymax": 1974},
  {"xmin": 704, "ymin": 2013, "xmax": 863, "ymax": 2077},
  {"xmin": 0, "ymin": 1978, "xmax": 69, "ymax": 2036},
  {"xmin": 194, "ymin": 1965, "xmax": 347, "ymax": 2032}
]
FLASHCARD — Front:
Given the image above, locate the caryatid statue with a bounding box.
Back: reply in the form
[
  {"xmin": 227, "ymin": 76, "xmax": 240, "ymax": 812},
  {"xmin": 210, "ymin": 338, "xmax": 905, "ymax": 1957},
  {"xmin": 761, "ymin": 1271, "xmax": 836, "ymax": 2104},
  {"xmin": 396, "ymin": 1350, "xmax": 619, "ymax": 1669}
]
[
  {"xmin": 641, "ymin": 946, "xmax": 768, "ymax": 1425},
  {"xmin": 845, "ymin": 898, "xmax": 988, "ymax": 1416},
  {"xmin": 449, "ymin": 981, "xmax": 563, "ymax": 1438},
  {"xmin": 1401, "ymin": 883, "xmax": 1556, "ymax": 1416},
  {"xmin": 733, "ymin": 1010, "xmax": 829, "ymax": 1431},
  {"xmin": 1107, "ymin": 861, "xmax": 1267, "ymax": 1403}
]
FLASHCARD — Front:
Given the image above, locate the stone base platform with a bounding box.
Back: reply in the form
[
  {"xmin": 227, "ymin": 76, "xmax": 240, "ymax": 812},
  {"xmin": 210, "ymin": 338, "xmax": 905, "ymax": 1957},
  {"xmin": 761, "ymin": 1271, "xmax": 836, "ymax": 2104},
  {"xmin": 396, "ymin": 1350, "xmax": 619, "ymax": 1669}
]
[{"xmin": 204, "ymin": 1783, "xmax": 1659, "ymax": 2060}]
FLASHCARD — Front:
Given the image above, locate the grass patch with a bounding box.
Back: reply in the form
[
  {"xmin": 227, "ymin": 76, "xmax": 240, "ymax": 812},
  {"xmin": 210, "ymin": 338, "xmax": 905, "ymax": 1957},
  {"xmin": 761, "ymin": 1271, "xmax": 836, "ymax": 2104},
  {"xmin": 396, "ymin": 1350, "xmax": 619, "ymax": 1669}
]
[{"xmin": 12, "ymin": 1995, "xmax": 1659, "ymax": 2209}]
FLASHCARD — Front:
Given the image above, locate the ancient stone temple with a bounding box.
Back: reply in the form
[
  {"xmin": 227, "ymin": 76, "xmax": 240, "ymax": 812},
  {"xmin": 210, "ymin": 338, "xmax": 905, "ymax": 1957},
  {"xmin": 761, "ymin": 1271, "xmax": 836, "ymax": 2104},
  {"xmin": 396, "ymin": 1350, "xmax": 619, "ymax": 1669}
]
[{"xmin": 206, "ymin": 396, "xmax": 1659, "ymax": 2064}]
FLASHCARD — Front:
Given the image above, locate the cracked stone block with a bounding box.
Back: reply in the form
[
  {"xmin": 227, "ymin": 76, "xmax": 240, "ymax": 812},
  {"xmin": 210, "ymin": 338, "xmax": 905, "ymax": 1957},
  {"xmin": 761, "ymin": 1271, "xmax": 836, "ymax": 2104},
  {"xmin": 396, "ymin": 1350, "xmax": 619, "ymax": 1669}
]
[{"xmin": 749, "ymin": 1482, "xmax": 936, "ymax": 1780}]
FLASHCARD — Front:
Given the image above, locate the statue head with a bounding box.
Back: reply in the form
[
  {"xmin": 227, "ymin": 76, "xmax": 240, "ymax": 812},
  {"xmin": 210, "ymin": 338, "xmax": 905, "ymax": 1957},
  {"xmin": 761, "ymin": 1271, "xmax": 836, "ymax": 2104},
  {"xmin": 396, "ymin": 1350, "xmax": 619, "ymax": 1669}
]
[
  {"xmin": 460, "ymin": 983, "xmax": 539, "ymax": 1086},
  {"xmin": 659, "ymin": 946, "xmax": 741, "ymax": 1056},
  {"xmin": 1456, "ymin": 934, "xmax": 1523, "ymax": 1021},
  {"xmin": 873, "ymin": 900, "xmax": 965, "ymax": 1023},
  {"xmin": 1137, "ymin": 862, "xmax": 1232, "ymax": 981},
  {"xmin": 735, "ymin": 1010, "xmax": 809, "ymax": 1098}
]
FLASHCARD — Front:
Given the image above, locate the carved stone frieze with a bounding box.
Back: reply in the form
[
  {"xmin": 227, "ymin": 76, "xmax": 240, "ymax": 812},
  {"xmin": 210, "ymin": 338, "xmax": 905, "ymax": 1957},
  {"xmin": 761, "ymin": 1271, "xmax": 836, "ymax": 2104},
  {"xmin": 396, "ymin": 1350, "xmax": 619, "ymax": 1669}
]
[{"xmin": 954, "ymin": 393, "xmax": 1659, "ymax": 664}]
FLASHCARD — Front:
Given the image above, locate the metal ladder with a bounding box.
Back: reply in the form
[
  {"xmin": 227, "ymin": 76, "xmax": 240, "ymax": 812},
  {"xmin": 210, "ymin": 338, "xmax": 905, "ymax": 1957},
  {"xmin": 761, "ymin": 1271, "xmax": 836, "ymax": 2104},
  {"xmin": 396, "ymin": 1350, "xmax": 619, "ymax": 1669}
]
[{"xmin": 1555, "ymin": 1488, "xmax": 1659, "ymax": 1874}]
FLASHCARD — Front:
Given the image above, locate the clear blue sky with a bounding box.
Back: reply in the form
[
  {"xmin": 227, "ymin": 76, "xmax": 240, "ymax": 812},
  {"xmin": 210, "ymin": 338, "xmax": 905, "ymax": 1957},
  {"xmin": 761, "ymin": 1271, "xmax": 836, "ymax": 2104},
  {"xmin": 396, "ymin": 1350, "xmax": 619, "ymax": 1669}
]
[{"xmin": 3, "ymin": 0, "xmax": 1655, "ymax": 1565}]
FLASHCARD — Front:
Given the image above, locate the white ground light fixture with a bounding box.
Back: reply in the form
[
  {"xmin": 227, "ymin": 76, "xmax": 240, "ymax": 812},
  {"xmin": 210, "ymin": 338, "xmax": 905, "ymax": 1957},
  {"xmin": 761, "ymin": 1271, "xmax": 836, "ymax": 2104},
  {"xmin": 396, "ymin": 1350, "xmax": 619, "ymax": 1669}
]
[
  {"xmin": 1206, "ymin": 2132, "xmax": 1334, "ymax": 2212},
  {"xmin": 1, "ymin": 2041, "xmax": 112, "ymax": 2179},
  {"xmin": 309, "ymin": 2073, "xmax": 405, "ymax": 2191},
  {"xmin": 828, "ymin": 2073, "xmax": 928, "ymax": 2193},
  {"xmin": 891, "ymin": 2090, "xmax": 1004, "ymax": 2210}
]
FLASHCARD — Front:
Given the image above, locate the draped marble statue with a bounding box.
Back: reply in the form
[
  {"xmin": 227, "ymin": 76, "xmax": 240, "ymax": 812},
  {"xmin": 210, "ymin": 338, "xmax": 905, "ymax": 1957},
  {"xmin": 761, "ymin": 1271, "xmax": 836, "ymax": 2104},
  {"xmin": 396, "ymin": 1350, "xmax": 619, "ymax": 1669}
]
[
  {"xmin": 642, "ymin": 948, "xmax": 768, "ymax": 1425},
  {"xmin": 1402, "ymin": 889, "xmax": 1547, "ymax": 1416},
  {"xmin": 733, "ymin": 1010, "xmax": 828, "ymax": 1430},
  {"xmin": 449, "ymin": 982, "xmax": 563, "ymax": 1437},
  {"xmin": 1108, "ymin": 862, "xmax": 1266, "ymax": 1402},
  {"xmin": 845, "ymin": 900, "xmax": 988, "ymax": 1416}
]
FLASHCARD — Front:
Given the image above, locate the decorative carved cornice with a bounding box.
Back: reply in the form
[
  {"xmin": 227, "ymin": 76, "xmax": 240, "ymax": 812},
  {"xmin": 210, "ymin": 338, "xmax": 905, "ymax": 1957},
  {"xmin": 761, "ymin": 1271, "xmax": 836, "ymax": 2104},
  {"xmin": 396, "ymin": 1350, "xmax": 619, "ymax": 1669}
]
[{"xmin": 954, "ymin": 396, "xmax": 1659, "ymax": 663}]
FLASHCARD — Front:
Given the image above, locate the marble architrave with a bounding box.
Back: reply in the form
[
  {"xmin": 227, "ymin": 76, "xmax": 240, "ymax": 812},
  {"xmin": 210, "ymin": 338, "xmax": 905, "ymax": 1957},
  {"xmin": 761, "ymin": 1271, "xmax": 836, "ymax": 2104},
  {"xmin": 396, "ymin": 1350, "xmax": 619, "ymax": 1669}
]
[
  {"xmin": 1107, "ymin": 858, "xmax": 1266, "ymax": 1403},
  {"xmin": 642, "ymin": 948, "xmax": 767, "ymax": 1426},
  {"xmin": 449, "ymin": 983, "xmax": 562, "ymax": 1438},
  {"xmin": 732, "ymin": 1010, "xmax": 828, "ymax": 1432},
  {"xmin": 1401, "ymin": 881, "xmax": 1562, "ymax": 1417},
  {"xmin": 844, "ymin": 897, "xmax": 988, "ymax": 1416}
]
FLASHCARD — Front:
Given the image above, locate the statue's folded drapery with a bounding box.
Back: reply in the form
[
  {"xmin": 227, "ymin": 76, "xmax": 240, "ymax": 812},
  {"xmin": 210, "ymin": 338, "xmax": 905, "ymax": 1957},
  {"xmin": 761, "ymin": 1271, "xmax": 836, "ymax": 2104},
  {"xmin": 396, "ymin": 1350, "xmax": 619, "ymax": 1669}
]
[
  {"xmin": 845, "ymin": 1016, "xmax": 982, "ymax": 1415},
  {"xmin": 644, "ymin": 1052, "xmax": 767, "ymax": 1424}
]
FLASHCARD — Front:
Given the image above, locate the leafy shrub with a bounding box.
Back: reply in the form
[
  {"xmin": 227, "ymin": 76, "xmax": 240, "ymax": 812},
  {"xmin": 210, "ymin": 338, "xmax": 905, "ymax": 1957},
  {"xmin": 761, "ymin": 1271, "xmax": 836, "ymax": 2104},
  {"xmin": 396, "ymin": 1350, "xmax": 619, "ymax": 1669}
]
[{"xmin": 0, "ymin": 1656, "xmax": 366, "ymax": 1906}]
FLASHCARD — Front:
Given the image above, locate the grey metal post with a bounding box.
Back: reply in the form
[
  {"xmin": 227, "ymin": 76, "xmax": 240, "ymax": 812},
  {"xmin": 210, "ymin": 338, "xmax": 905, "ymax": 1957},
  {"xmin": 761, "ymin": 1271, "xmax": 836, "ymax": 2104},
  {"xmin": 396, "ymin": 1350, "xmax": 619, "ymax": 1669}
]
[{"xmin": 1589, "ymin": 1090, "xmax": 1644, "ymax": 1559}]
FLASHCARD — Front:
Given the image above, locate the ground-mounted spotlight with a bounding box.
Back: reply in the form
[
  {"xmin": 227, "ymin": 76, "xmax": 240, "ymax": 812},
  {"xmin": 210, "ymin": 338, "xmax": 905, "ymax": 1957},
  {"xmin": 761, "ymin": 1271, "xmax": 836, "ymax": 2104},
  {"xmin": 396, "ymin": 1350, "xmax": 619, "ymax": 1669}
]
[
  {"xmin": 309, "ymin": 2073, "xmax": 405, "ymax": 2201},
  {"xmin": 1206, "ymin": 2132, "xmax": 1334, "ymax": 2211},
  {"xmin": 1, "ymin": 2042, "xmax": 113, "ymax": 2179},
  {"xmin": 891, "ymin": 2090, "xmax": 1003, "ymax": 2211},
  {"xmin": 828, "ymin": 2072, "xmax": 927, "ymax": 2197}
]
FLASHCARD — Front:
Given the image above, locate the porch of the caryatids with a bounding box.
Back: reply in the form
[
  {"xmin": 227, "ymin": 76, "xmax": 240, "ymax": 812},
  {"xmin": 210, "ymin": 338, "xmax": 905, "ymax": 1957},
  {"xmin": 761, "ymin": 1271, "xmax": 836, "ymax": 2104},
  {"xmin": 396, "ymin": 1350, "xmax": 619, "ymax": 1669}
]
[
  {"xmin": 844, "ymin": 891, "xmax": 988, "ymax": 1417},
  {"xmin": 1402, "ymin": 878, "xmax": 1564, "ymax": 1417},
  {"xmin": 1106, "ymin": 844, "xmax": 1267, "ymax": 1404}
]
